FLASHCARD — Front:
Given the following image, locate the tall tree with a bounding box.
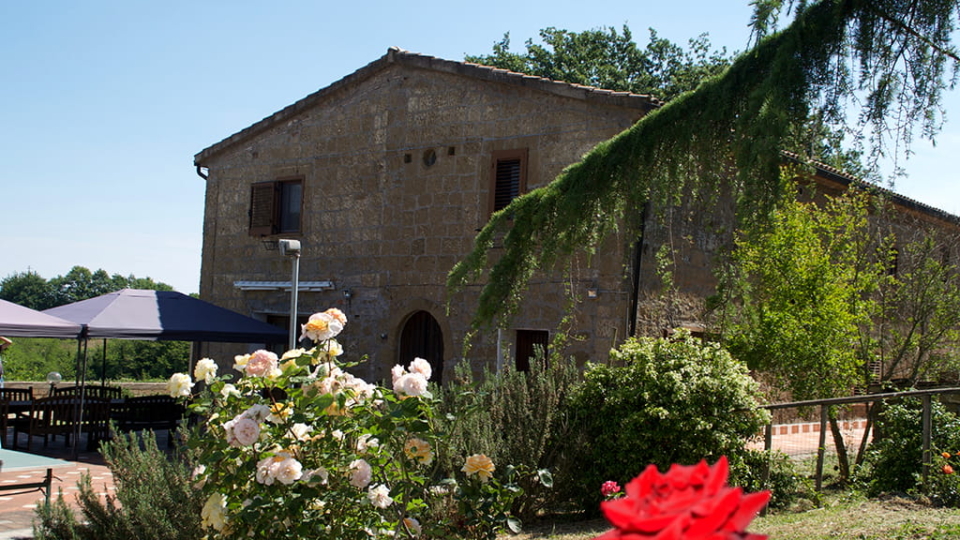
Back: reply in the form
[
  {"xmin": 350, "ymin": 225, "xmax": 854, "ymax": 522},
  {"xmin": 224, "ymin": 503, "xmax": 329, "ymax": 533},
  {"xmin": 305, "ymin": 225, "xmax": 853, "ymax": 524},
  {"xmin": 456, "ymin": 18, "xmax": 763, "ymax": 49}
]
[
  {"xmin": 449, "ymin": 0, "xmax": 959, "ymax": 328},
  {"xmin": 466, "ymin": 26, "xmax": 732, "ymax": 102},
  {"xmin": 0, "ymin": 271, "xmax": 56, "ymax": 310}
]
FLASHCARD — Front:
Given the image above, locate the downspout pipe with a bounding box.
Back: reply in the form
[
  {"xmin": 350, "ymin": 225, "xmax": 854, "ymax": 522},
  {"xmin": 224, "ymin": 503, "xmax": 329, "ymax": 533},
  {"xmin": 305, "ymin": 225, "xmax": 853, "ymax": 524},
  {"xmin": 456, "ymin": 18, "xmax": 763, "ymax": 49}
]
[
  {"xmin": 628, "ymin": 203, "xmax": 648, "ymax": 337},
  {"xmin": 196, "ymin": 165, "xmax": 209, "ymax": 180}
]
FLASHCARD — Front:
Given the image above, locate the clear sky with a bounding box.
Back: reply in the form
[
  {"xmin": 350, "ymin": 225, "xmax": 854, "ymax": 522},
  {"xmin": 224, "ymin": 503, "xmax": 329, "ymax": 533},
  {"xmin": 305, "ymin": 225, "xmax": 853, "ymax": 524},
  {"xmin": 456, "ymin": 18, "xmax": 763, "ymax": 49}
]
[{"xmin": 2, "ymin": 1, "xmax": 958, "ymax": 295}]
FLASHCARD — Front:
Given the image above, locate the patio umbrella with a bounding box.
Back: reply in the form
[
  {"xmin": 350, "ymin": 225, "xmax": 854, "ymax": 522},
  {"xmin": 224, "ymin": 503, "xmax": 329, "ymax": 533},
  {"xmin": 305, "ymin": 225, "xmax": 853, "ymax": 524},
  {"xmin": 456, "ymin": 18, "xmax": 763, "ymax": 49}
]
[
  {"xmin": 44, "ymin": 288, "xmax": 288, "ymax": 343},
  {"xmin": 44, "ymin": 288, "xmax": 287, "ymax": 459},
  {"xmin": 0, "ymin": 299, "xmax": 82, "ymax": 339}
]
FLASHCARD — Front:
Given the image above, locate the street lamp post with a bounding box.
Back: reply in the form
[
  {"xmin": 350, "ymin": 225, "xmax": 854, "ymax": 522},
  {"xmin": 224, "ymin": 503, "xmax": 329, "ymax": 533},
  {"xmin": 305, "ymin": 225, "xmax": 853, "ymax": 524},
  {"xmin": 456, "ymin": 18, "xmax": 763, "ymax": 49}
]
[{"xmin": 279, "ymin": 239, "xmax": 301, "ymax": 351}]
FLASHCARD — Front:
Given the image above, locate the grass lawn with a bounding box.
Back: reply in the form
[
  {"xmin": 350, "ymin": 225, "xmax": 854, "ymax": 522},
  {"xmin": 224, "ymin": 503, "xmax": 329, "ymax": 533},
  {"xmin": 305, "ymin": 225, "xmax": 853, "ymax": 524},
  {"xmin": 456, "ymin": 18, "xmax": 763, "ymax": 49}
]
[{"xmin": 513, "ymin": 494, "xmax": 960, "ymax": 540}]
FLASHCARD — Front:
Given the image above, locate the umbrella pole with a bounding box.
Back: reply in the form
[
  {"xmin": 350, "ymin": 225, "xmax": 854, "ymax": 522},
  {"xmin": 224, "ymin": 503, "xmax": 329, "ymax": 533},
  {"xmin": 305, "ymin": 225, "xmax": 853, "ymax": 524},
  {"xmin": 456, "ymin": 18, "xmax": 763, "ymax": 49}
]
[
  {"xmin": 101, "ymin": 338, "xmax": 107, "ymax": 387},
  {"xmin": 73, "ymin": 338, "xmax": 89, "ymax": 461}
]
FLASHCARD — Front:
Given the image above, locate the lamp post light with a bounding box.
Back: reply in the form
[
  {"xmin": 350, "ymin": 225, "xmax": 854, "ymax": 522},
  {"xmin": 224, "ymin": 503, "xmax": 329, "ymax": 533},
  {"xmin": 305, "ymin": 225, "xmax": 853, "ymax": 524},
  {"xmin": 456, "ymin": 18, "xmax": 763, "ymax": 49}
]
[
  {"xmin": 46, "ymin": 371, "xmax": 62, "ymax": 396},
  {"xmin": 279, "ymin": 239, "xmax": 302, "ymax": 351}
]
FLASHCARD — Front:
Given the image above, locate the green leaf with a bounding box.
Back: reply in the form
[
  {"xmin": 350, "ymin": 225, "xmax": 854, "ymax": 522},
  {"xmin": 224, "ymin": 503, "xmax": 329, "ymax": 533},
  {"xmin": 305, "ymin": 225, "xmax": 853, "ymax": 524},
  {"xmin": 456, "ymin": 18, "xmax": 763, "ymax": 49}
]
[{"xmin": 537, "ymin": 469, "xmax": 554, "ymax": 488}]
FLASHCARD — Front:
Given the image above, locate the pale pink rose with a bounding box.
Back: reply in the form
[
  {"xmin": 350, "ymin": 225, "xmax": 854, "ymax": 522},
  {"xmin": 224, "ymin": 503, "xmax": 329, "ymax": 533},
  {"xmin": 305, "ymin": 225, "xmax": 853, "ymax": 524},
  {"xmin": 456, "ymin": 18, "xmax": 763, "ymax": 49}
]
[
  {"xmin": 288, "ymin": 423, "xmax": 313, "ymax": 441},
  {"xmin": 395, "ymin": 372, "xmax": 428, "ymax": 398},
  {"xmin": 408, "ymin": 358, "xmax": 433, "ymax": 380},
  {"xmin": 256, "ymin": 456, "xmax": 278, "ymax": 485},
  {"xmin": 349, "ymin": 459, "xmax": 372, "ymax": 488},
  {"xmin": 274, "ymin": 456, "xmax": 303, "ymax": 485},
  {"xmin": 244, "ymin": 349, "xmax": 279, "ymax": 377},
  {"xmin": 243, "ymin": 404, "xmax": 271, "ymax": 422},
  {"xmin": 391, "ymin": 365, "xmax": 405, "ymax": 385},
  {"xmin": 227, "ymin": 416, "xmax": 260, "ymax": 447},
  {"xmin": 356, "ymin": 433, "xmax": 379, "ymax": 452},
  {"xmin": 300, "ymin": 312, "xmax": 344, "ymax": 342},
  {"xmin": 303, "ymin": 467, "xmax": 329, "ymax": 485}
]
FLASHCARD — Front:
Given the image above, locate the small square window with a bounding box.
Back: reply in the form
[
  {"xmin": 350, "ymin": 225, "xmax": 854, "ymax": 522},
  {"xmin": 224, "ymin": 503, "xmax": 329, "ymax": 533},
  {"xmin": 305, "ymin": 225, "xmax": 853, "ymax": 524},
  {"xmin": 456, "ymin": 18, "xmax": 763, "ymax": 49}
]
[{"xmin": 249, "ymin": 178, "xmax": 303, "ymax": 236}]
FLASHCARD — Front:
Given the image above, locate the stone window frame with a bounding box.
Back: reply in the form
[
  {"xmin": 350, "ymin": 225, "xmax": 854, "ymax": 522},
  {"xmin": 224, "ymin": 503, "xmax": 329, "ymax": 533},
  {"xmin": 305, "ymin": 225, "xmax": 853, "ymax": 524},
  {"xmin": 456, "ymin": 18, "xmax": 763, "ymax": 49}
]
[
  {"xmin": 488, "ymin": 148, "xmax": 528, "ymax": 216},
  {"xmin": 248, "ymin": 177, "xmax": 303, "ymax": 236}
]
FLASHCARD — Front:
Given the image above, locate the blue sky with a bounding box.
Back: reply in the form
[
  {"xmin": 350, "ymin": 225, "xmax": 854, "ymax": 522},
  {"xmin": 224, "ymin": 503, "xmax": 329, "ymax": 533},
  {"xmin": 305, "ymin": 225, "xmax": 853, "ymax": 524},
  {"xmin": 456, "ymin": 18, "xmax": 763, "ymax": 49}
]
[{"xmin": 2, "ymin": 1, "xmax": 958, "ymax": 295}]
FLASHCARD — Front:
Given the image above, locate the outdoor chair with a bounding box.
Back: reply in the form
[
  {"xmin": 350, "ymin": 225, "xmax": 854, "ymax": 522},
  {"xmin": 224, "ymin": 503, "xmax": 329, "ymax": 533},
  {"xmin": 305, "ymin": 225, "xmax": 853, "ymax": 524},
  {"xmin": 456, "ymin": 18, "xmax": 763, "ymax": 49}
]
[
  {"xmin": 52, "ymin": 385, "xmax": 123, "ymax": 400},
  {"xmin": 0, "ymin": 387, "xmax": 34, "ymax": 402},
  {"xmin": 111, "ymin": 395, "xmax": 185, "ymax": 446}
]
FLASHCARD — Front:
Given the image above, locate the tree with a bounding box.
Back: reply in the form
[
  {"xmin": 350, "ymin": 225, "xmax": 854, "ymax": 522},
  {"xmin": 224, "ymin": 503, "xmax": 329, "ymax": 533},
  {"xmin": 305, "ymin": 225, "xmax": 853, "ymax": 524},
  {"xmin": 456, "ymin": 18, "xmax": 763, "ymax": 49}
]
[
  {"xmin": 466, "ymin": 25, "xmax": 732, "ymax": 102},
  {"xmin": 0, "ymin": 267, "xmax": 179, "ymax": 381},
  {"xmin": 717, "ymin": 185, "xmax": 881, "ymax": 402},
  {"xmin": 449, "ymin": 0, "xmax": 960, "ymax": 328},
  {"xmin": 870, "ymin": 234, "xmax": 960, "ymax": 384},
  {"xmin": 715, "ymin": 181, "xmax": 960, "ymax": 480},
  {"xmin": 0, "ymin": 270, "xmax": 56, "ymax": 310}
]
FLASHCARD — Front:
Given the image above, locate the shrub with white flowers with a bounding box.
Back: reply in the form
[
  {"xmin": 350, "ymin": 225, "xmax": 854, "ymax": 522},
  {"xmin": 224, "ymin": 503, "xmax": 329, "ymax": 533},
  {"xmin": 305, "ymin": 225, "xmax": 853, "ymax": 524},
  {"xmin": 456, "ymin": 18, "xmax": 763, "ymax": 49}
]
[{"xmin": 174, "ymin": 308, "xmax": 524, "ymax": 540}]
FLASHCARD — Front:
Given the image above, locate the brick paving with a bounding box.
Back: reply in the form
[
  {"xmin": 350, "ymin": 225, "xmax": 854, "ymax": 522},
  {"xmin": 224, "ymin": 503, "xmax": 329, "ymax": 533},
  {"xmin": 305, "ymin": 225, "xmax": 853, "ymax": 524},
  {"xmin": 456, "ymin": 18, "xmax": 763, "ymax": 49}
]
[{"xmin": 0, "ymin": 441, "xmax": 115, "ymax": 539}]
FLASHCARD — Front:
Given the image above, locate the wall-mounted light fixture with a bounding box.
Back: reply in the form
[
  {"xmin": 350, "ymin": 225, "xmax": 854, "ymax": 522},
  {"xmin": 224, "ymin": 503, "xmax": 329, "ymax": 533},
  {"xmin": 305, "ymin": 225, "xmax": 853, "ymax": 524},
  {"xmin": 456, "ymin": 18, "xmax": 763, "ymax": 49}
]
[
  {"xmin": 343, "ymin": 289, "xmax": 353, "ymax": 299},
  {"xmin": 279, "ymin": 239, "xmax": 301, "ymax": 350},
  {"xmin": 586, "ymin": 288, "xmax": 599, "ymax": 299}
]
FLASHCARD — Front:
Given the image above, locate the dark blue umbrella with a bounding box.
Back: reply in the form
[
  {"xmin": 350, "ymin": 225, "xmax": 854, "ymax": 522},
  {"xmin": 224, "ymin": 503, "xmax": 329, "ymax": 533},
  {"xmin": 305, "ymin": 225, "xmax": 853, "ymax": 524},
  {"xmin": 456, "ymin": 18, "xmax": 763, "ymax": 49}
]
[{"xmin": 44, "ymin": 288, "xmax": 287, "ymax": 343}]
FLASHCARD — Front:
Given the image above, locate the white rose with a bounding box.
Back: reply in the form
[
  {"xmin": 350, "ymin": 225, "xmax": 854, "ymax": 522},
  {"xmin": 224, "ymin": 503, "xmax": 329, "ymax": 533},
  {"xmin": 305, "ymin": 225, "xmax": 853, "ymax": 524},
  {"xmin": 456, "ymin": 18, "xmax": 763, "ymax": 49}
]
[
  {"xmin": 367, "ymin": 484, "xmax": 394, "ymax": 508},
  {"xmin": 288, "ymin": 423, "xmax": 313, "ymax": 441},
  {"xmin": 167, "ymin": 373, "xmax": 194, "ymax": 398},
  {"xmin": 201, "ymin": 493, "xmax": 227, "ymax": 531},
  {"xmin": 193, "ymin": 358, "xmax": 218, "ymax": 384},
  {"xmin": 349, "ymin": 459, "xmax": 372, "ymax": 488}
]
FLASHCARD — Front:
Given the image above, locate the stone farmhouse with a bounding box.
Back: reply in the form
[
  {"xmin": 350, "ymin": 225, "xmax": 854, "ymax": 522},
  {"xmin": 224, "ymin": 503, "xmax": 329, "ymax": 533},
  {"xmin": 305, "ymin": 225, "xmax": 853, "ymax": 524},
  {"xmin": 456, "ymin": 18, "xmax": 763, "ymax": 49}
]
[{"xmin": 193, "ymin": 47, "xmax": 960, "ymax": 383}]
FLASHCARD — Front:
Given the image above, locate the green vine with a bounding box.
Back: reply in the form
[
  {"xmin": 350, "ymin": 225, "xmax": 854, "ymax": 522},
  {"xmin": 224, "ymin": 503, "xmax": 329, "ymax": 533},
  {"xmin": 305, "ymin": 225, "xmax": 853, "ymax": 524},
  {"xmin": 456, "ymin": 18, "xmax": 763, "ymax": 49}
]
[{"xmin": 448, "ymin": 0, "xmax": 959, "ymax": 328}]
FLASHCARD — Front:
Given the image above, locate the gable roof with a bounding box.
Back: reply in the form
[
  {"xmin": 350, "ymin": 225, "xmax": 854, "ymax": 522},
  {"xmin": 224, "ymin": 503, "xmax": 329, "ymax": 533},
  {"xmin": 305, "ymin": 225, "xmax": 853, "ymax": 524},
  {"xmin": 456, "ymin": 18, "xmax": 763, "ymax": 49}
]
[
  {"xmin": 195, "ymin": 47, "xmax": 662, "ymax": 166},
  {"xmin": 783, "ymin": 151, "xmax": 960, "ymax": 226}
]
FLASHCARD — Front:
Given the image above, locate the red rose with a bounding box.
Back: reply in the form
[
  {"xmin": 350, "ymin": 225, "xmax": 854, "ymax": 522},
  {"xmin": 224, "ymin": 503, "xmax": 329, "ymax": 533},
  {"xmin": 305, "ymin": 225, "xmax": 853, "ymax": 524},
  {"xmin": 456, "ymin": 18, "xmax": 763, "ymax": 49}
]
[{"xmin": 593, "ymin": 456, "xmax": 770, "ymax": 540}]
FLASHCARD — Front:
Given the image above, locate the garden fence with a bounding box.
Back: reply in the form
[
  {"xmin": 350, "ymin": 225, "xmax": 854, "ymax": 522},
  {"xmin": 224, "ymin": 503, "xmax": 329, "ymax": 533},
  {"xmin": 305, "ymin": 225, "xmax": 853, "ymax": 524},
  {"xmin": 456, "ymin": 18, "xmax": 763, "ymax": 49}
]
[{"xmin": 759, "ymin": 387, "xmax": 960, "ymax": 490}]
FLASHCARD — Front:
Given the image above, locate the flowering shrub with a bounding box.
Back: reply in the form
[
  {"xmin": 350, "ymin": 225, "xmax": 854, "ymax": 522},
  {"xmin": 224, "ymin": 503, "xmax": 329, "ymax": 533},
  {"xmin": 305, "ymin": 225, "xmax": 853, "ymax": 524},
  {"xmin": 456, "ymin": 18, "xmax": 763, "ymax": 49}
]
[
  {"xmin": 174, "ymin": 308, "xmax": 523, "ymax": 540},
  {"xmin": 927, "ymin": 450, "xmax": 960, "ymax": 507},
  {"xmin": 567, "ymin": 332, "xmax": 769, "ymax": 512},
  {"xmin": 858, "ymin": 397, "xmax": 960, "ymax": 499},
  {"xmin": 594, "ymin": 457, "xmax": 770, "ymax": 540}
]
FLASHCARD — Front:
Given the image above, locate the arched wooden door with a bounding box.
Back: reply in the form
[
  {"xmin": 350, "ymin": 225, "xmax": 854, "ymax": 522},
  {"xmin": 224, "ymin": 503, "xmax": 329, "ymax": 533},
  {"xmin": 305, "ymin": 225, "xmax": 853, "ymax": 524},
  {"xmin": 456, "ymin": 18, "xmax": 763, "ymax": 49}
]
[{"xmin": 398, "ymin": 310, "xmax": 444, "ymax": 383}]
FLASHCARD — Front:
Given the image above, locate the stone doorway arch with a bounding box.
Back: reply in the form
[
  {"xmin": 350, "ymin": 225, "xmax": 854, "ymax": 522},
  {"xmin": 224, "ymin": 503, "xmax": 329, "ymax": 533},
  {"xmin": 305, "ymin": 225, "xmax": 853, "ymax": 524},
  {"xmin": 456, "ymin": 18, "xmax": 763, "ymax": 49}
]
[{"xmin": 398, "ymin": 310, "xmax": 444, "ymax": 383}]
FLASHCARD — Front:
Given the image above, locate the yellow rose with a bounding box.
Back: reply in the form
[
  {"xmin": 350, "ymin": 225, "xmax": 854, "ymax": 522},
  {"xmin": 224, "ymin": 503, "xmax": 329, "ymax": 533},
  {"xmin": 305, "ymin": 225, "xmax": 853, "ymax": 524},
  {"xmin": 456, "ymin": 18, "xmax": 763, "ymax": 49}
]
[{"xmin": 462, "ymin": 453, "xmax": 495, "ymax": 482}]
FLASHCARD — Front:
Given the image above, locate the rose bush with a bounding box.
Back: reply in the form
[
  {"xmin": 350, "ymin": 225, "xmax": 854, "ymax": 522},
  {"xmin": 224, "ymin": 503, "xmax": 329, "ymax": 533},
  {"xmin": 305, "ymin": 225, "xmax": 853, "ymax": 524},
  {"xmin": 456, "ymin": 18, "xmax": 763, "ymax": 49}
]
[
  {"xmin": 174, "ymin": 308, "xmax": 524, "ymax": 540},
  {"xmin": 594, "ymin": 457, "xmax": 769, "ymax": 540}
]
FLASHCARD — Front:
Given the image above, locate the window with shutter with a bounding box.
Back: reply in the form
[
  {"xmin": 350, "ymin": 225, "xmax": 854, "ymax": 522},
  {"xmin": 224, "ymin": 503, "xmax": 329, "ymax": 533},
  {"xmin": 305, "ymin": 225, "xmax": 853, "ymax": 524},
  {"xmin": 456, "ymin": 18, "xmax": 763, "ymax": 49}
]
[
  {"xmin": 248, "ymin": 178, "xmax": 303, "ymax": 236},
  {"xmin": 249, "ymin": 182, "xmax": 277, "ymax": 236},
  {"xmin": 489, "ymin": 149, "xmax": 528, "ymax": 216}
]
